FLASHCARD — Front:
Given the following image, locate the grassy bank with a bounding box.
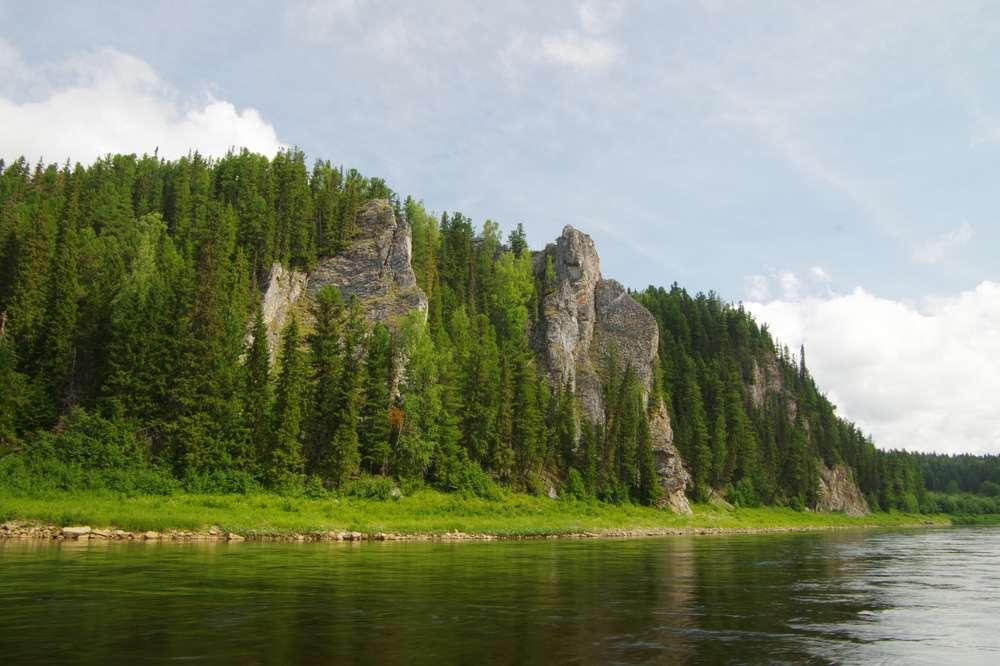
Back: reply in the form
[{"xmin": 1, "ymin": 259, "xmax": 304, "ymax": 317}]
[{"xmin": 0, "ymin": 489, "xmax": 955, "ymax": 538}]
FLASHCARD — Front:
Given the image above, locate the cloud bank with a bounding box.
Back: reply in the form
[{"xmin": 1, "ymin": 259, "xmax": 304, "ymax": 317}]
[
  {"xmin": 0, "ymin": 41, "xmax": 283, "ymax": 164},
  {"xmin": 747, "ymin": 281, "xmax": 1000, "ymax": 455}
]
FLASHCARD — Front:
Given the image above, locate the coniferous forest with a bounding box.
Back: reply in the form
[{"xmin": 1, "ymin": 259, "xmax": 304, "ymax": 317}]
[{"xmin": 1, "ymin": 150, "xmax": 998, "ymax": 514}]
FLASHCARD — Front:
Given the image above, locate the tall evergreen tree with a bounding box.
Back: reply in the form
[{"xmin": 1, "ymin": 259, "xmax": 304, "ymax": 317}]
[
  {"xmin": 242, "ymin": 306, "xmax": 273, "ymax": 470},
  {"xmin": 360, "ymin": 323, "xmax": 392, "ymax": 474},
  {"xmin": 271, "ymin": 317, "xmax": 307, "ymax": 486}
]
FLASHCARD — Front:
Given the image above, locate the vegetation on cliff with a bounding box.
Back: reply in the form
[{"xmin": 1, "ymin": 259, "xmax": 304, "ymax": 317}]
[{"xmin": 1, "ymin": 149, "xmax": 997, "ymax": 519}]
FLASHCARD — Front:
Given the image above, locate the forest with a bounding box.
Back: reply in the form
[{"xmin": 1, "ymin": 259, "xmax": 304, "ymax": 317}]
[{"xmin": 1, "ymin": 149, "xmax": 997, "ymax": 514}]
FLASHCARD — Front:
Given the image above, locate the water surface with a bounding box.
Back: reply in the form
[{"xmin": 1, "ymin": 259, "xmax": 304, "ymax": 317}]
[{"xmin": 1, "ymin": 527, "xmax": 998, "ymax": 664}]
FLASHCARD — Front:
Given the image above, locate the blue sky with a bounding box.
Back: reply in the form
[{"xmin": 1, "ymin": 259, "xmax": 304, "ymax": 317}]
[{"xmin": 2, "ymin": 1, "xmax": 998, "ymax": 453}]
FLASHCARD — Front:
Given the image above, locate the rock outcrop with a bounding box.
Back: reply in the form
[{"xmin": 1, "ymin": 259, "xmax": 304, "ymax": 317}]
[
  {"xmin": 649, "ymin": 402, "xmax": 693, "ymax": 514},
  {"xmin": 258, "ymin": 262, "xmax": 308, "ymax": 361},
  {"xmin": 816, "ymin": 463, "xmax": 870, "ymax": 516},
  {"xmin": 256, "ymin": 200, "xmax": 428, "ymax": 358},
  {"xmin": 308, "ymin": 199, "xmax": 427, "ymax": 324},
  {"xmin": 533, "ymin": 226, "xmax": 691, "ymax": 513}
]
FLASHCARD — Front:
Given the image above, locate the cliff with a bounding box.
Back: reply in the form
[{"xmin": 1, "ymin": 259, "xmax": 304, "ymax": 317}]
[
  {"xmin": 533, "ymin": 226, "xmax": 692, "ymax": 514},
  {"xmin": 816, "ymin": 463, "xmax": 870, "ymax": 516},
  {"xmin": 257, "ymin": 200, "xmax": 428, "ymax": 360}
]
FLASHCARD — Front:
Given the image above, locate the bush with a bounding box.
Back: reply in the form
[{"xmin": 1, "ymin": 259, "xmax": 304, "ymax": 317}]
[
  {"xmin": 0, "ymin": 453, "xmax": 179, "ymax": 496},
  {"xmin": 183, "ymin": 469, "xmax": 261, "ymax": 495},
  {"xmin": 432, "ymin": 452, "xmax": 502, "ymax": 499},
  {"xmin": 342, "ymin": 475, "xmax": 397, "ymax": 501},
  {"xmin": 726, "ymin": 478, "xmax": 761, "ymax": 508},
  {"xmin": 32, "ymin": 408, "xmax": 150, "ymax": 470},
  {"xmin": 562, "ymin": 468, "xmax": 589, "ymax": 501}
]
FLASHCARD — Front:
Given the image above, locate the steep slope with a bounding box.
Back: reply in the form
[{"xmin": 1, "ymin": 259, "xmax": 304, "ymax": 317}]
[{"xmin": 533, "ymin": 226, "xmax": 692, "ymax": 513}]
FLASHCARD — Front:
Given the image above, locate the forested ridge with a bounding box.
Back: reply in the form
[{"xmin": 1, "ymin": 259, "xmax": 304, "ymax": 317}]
[{"xmin": 1, "ymin": 149, "xmax": 997, "ymax": 514}]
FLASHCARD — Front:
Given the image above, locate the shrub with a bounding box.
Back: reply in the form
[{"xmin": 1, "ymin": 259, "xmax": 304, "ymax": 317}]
[
  {"xmin": 183, "ymin": 469, "xmax": 261, "ymax": 495},
  {"xmin": 563, "ymin": 467, "xmax": 588, "ymax": 501},
  {"xmin": 726, "ymin": 478, "xmax": 761, "ymax": 508},
  {"xmin": 343, "ymin": 475, "xmax": 397, "ymax": 501}
]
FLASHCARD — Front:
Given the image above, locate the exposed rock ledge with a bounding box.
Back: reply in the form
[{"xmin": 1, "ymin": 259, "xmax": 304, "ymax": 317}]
[
  {"xmin": 533, "ymin": 226, "xmax": 692, "ymax": 514},
  {"xmin": 816, "ymin": 463, "xmax": 870, "ymax": 516},
  {"xmin": 257, "ymin": 200, "xmax": 428, "ymax": 359}
]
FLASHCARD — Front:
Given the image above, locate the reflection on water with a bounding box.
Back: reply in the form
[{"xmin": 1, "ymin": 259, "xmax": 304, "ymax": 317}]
[{"xmin": 1, "ymin": 528, "xmax": 998, "ymax": 664}]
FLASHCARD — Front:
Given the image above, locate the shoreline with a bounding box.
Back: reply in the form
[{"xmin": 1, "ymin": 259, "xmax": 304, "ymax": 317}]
[{"xmin": 0, "ymin": 519, "xmax": 950, "ymax": 544}]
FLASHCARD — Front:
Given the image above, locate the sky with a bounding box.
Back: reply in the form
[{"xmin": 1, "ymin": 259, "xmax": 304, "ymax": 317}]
[{"xmin": 1, "ymin": 1, "xmax": 997, "ymax": 455}]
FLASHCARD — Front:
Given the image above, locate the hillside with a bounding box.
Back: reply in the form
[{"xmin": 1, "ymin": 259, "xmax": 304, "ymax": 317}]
[{"xmin": 0, "ymin": 150, "xmax": 995, "ymax": 516}]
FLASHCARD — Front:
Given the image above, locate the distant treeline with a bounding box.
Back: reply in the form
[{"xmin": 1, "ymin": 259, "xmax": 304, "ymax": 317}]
[{"xmin": 0, "ymin": 150, "xmax": 995, "ymax": 514}]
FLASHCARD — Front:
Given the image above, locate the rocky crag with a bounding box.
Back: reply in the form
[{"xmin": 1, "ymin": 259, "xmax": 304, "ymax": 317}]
[
  {"xmin": 748, "ymin": 350, "xmax": 870, "ymax": 515},
  {"xmin": 258, "ymin": 199, "xmax": 428, "ymax": 361},
  {"xmin": 816, "ymin": 463, "xmax": 870, "ymax": 516},
  {"xmin": 532, "ymin": 226, "xmax": 692, "ymax": 514}
]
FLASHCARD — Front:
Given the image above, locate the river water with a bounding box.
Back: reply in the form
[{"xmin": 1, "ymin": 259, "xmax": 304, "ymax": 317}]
[{"xmin": 1, "ymin": 527, "xmax": 998, "ymax": 664}]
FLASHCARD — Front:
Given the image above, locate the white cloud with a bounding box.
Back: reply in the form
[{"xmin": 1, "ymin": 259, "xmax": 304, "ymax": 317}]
[
  {"xmin": 810, "ymin": 266, "xmax": 831, "ymax": 282},
  {"xmin": 747, "ymin": 282, "xmax": 1000, "ymax": 454},
  {"xmin": 744, "ymin": 274, "xmax": 770, "ymax": 301},
  {"xmin": 743, "ymin": 266, "xmax": 832, "ymax": 302},
  {"xmin": 913, "ymin": 222, "xmax": 974, "ymax": 264},
  {"xmin": 0, "ymin": 42, "xmax": 283, "ymax": 163},
  {"xmin": 285, "ymin": 0, "xmax": 363, "ymax": 42},
  {"xmin": 577, "ymin": 1, "xmax": 625, "ymax": 34},
  {"xmin": 538, "ymin": 32, "xmax": 620, "ymax": 70}
]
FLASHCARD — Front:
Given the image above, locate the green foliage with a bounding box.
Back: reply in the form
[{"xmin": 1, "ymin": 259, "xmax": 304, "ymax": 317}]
[
  {"xmin": 0, "ymin": 151, "xmax": 990, "ymax": 516},
  {"xmin": 270, "ymin": 317, "xmax": 307, "ymax": 486},
  {"xmin": 342, "ymin": 475, "xmax": 397, "ymax": 501}
]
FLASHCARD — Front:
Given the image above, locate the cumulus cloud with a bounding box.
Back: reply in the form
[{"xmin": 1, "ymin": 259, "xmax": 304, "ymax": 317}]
[
  {"xmin": 0, "ymin": 41, "xmax": 283, "ymax": 164},
  {"xmin": 912, "ymin": 222, "xmax": 974, "ymax": 264},
  {"xmin": 746, "ymin": 282, "xmax": 1000, "ymax": 455},
  {"xmin": 743, "ymin": 266, "xmax": 832, "ymax": 302}
]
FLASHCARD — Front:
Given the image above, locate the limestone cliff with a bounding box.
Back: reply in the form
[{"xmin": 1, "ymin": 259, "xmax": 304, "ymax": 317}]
[
  {"xmin": 749, "ymin": 352, "xmax": 868, "ymax": 514},
  {"xmin": 307, "ymin": 199, "xmax": 427, "ymax": 324},
  {"xmin": 533, "ymin": 226, "xmax": 692, "ymax": 514},
  {"xmin": 258, "ymin": 262, "xmax": 308, "ymax": 362},
  {"xmin": 816, "ymin": 463, "xmax": 870, "ymax": 516},
  {"xmin": 257, "ymin": 200, "xmax": 428, "ymax": 360}
]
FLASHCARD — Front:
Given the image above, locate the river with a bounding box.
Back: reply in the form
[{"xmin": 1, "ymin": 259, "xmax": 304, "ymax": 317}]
[{"xmin": 1, "ymin": 527, "xmax": 998, "ymax": 664}]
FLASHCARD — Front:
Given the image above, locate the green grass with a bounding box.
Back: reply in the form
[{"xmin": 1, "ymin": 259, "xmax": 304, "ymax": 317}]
[{"xmin": 0, "ymin": 489, "xmax": 955, "ymax": 537}]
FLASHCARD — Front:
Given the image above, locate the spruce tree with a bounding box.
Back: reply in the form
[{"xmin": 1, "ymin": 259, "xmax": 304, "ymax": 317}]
[
  {"xmin": 360, "ymin": 323, "xmax": 392, "ymax": 474},
  {"xmin": 35, "ymin": 190, "xmax": 81, "ymax": 417},
  {"xmin": 271, "ymin": 317, "xmax": 307, "ymax": 486},
  {"xmin": 328, "ymin": 297, "xmax": 365, "ymax": 485},
  {"xmin": 306, "ymin": 285, "xmax": 345, "ymax": 477},
  {"xmin": 242, "ymin": 306, "xmax": 273, "ymax": 470}
]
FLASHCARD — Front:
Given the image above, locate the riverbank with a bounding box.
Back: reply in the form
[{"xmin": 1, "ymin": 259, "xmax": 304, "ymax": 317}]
[{"xmin": 0, "ymin": 489, "xmax": 959, "ymax": 541}]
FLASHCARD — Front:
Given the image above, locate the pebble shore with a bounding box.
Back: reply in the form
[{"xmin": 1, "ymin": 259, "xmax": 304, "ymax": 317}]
[{"xmin": 0, "ymin": 520, "xmax": 944, "ymax": 543}]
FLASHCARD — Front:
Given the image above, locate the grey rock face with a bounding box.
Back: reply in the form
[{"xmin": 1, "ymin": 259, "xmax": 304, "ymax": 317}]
[
  {"xmin": 816, "ymin": 463, "xmax": 870, "ymax": 516},
  {"xmin": 258, "ymin": 261, "xmax": 308, "ymax": 361},
  {"xmin": 650, "ymin": 402, "xmax": 692, "ymax": 515},
  {"xmin": 308, "ymin": 199, "xmax": 427, "ymax": 325},
  {"xmin": 255, "ymin": 200, "xmax": 428, "ymax": 359},
  {"xmin": 534, "ymin": 226, "xmax": 691, "ymax": 510}
]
